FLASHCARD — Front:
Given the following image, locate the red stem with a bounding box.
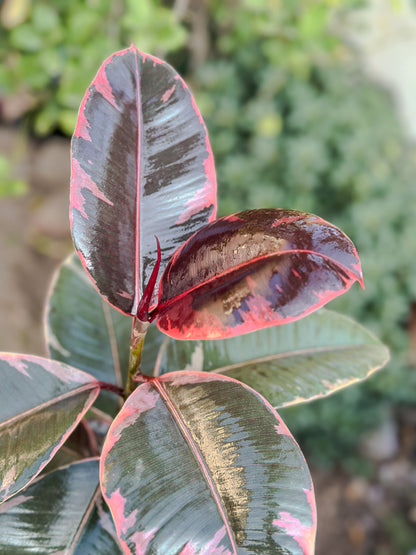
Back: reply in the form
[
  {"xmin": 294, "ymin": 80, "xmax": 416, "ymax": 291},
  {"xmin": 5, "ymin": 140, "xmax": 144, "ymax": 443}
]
[{"xmin": 97, "ymin": 381, "xmax": 125, "ymax": 397}]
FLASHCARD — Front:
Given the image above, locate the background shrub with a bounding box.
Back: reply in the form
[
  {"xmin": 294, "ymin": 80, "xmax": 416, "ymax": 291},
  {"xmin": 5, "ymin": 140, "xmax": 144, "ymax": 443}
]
[{"xmin": 0, "ymin": 0, "xmax": 187, "ymax": 134}]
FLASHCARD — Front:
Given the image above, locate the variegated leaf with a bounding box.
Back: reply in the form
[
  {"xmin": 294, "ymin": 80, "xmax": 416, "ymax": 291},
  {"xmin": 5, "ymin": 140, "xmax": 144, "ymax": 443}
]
[
  {"xmin": 154, "ymin": 309, "xmax": 389, "ymax": 408},
  {"xmin": 71, "ymin": 45, "xmax": 217, "ymax": 315},
  {"xmin": 157, "ymin": 209, "xmax": 363, "ymax": 339},
  {"xmin": 101, "ymin": 372, "xmax": 316, "ymax": 554},
  {"xmin": 0, "ymin": 355, "xmax": 100, "ymax": 503},
  {"xmin": 0, "ymin": 459, "xmax": 123, "ymax": 554}
]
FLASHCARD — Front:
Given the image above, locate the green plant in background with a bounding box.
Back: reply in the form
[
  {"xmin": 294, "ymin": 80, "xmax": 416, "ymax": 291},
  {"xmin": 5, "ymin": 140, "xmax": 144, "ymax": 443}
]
[{"xmin": 0, "ymin": 0, "xmax": 187, "ymax": 135}]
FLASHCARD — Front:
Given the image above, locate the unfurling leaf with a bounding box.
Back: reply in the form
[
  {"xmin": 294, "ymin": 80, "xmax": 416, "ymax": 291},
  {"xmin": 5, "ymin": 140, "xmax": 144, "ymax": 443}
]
[
  {"xmin": 0, "ymin": 355, "xmax": 100, "ymax": 503},
  {"xmin": 157, "ymin": 209, "xmax": 363, "ymax": 339},
  {"xmin": 70, "ymin": 45, "xmax": 217, "ymax": 315},
  {"xmin": 101, "ymin": 372, "xmax": 316, "ymax": 554}
]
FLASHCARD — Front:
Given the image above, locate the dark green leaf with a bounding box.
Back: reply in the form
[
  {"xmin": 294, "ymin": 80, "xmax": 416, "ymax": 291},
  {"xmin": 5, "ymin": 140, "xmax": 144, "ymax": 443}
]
[
  {"xmin": 45, "ymin": 253, "xmax": 131, "ymax": 415},
  {"xmin": 45, "ymin": 253, "xmax": 168, "ymax": 409}
]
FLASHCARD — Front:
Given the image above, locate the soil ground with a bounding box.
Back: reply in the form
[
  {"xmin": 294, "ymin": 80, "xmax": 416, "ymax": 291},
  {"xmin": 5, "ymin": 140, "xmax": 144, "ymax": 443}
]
[{"xmin": 1, "ymin": 126, "xmax": 415, "ymax": 554}]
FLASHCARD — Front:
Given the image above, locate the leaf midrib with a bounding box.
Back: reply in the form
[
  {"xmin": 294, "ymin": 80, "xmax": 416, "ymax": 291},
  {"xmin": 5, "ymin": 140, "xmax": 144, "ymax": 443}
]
[
  {"xmin": 133, "ymin": 46, "xmax": 142, "ymax": 316},
  {"xmin": 67, "ymin": 485, "xmax": 101, "ymax": 555},
  {"xmin": 153, "ymin": 379, "xmax": 238, "ymax": 554},
  {"xmin": 209, "ymin": 342, "xmax": 381, "ymax": 375}
]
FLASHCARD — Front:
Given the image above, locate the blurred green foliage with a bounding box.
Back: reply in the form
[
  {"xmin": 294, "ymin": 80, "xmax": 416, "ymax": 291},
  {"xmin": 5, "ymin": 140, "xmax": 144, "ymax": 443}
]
[
  {"xmin": 384, "ymin": 514, "xmax": 416, "ymax": 554},
  {"xmin": 1, "ymin": 0, "xmax": 415, "ymax": 468},
  {"xmin": 0, "ymin": 0, "xmax": 187, "ymax": 135}
]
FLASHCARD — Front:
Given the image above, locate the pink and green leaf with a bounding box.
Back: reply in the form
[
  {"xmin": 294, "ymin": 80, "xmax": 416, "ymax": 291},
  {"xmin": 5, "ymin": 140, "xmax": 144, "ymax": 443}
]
[
  {"xmin": 100, "ymin": 372, "xmax": 316, "ymax": 554},
  {"xmin": 154, "ymin": 309, "xmax": 389, "ymax": 408},
  {"xmin": 70, "ymin": 45, "xmax": 217, "ymax": 315},
  {"xmin": 0, "ymin": 459, "xmax": 123, "ymax": 553},
  {"xmin": 0, "ymin": 355, "xmax": 100, "ymax": 503},
  {"xmin": 157, "ymin": 209, "xmax": 363, "ymax": 339}
]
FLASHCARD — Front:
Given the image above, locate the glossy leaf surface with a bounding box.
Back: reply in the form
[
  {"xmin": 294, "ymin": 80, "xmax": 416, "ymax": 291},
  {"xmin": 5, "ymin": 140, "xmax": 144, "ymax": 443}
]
[
  {"xmin": 157, "ymin": 209, "xmax": 363, "ymax": 339},
  {"xmin": 0, "ymin": 459, "xmax": 123, "ymax": 554},
  {"xmin": 154, "ymin": 309, "xmax": 389, "ymax": 408},
  {"xmin": 71, "ymin": 45, "xmax": 217, "ymax": 315},
  {"xmin": 101, "ymin": 372, "xmax": 316, "ymax": 554},
  {"xmin": 45, "ymin": 253, "xmax": 131, "ymax": 415},
  {"xmin": 0, "ymin": 355, "xmax": 100, "ymax": 503}
]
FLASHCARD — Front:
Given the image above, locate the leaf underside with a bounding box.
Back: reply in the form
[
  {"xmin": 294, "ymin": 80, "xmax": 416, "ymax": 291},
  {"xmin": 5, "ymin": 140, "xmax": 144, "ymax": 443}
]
[
  {"xmin": 154, "ymin": 309, "xmax": 390, "ymax": 408},
  {"xmin": 0, "ymin": 459, "xmax": 123, "ymax": 554},
  {"xmin": 0, "ymin": 355, "xmax": 100, "ymax": 503},
  {"xmin": 101, "ymin": 371, "xmax": 316, "ymax": 554},
  {"xmin": 71, "ymin": 45, "xmax": 217, "ymax": 315},
  {"xmin": 157, "ymin": 209, "xmax": 363, "ymax": 340}
]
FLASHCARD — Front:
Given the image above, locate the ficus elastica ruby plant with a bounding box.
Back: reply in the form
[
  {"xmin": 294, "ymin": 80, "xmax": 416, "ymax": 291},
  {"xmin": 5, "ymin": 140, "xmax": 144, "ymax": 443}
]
[{"xmin": 0, "ymin": 46, "xmax": 389, "ymax": 554}]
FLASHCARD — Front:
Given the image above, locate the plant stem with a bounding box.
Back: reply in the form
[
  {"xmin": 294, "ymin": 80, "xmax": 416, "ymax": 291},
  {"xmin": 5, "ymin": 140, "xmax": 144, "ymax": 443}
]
[
  {"xmin": 125, "ymin": 236, "xmax": 161, "ymax": 397},
  {"xmin": 126, "ymin": 316, "xmax": 150, "ymax": 397},
  {"xmin": 97, "ymin": 381, "xmax": 125, "ymax": 397}
]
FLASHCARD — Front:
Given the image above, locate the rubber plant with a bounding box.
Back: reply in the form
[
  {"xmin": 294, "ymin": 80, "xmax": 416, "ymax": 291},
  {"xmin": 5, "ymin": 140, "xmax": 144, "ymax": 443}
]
[{"xmin": 0, "ymin": 46, "xmax": 389, "ymax": 554}]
